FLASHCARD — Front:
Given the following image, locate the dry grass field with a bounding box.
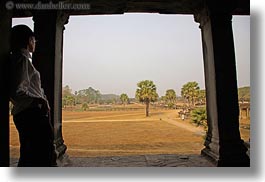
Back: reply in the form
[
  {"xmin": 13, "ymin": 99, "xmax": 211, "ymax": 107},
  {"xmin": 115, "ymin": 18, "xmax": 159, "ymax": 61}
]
[{"xmin": 10, "ymin": 104, "xmax": 250, "ymax": 158}]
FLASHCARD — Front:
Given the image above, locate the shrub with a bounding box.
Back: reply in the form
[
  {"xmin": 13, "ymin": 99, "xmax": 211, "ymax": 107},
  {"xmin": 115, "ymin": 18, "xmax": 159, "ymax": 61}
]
[
  {"xmin": 82, "ymin": 103, "xmax": 89, "ymax": 111},
  {"xmin": 191, "ymin": 107, "xmax": 207, "ymax": 131}
]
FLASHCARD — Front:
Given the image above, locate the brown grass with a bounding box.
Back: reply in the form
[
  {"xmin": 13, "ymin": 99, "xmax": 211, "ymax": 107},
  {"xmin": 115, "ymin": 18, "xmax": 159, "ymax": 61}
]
[{"xmin": 10, "ymin": 104, "xmax": 250, "ymax": 158}]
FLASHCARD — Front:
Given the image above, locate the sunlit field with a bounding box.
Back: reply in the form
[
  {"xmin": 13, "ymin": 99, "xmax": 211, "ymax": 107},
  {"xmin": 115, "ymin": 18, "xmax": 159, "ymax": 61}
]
[{"xmin": 10, "ymin": 103, "xmax": 250, "ymax": 158}]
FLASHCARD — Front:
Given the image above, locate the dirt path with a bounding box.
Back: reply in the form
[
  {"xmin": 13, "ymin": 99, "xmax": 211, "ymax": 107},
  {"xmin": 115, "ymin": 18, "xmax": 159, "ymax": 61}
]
[{"xmin": 163, "ymin": 118, "xmax": 204, "ymax": 135}]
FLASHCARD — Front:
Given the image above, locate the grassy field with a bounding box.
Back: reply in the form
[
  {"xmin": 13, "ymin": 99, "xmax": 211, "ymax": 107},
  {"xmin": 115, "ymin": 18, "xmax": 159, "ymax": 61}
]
[{"xmin": 10, "ymin": 104, "xmax": 250, "ymax": 158}]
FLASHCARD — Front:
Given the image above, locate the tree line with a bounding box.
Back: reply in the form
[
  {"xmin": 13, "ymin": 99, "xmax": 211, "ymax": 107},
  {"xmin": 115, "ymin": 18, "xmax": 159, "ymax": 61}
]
[
  {"xmin": 62, "ymin": 81, "xmax": 250, "ymax": 116},
  {"xmin": 62, "ymin": 86, "xmax": 120, "ymax": 108},
  {"xmin": 62, "ymin": 80, "xmax": 206, "ymax": 116},
  {"xmin": 135, "ymin": 80, "xmax": 205, "ymax": 117}
]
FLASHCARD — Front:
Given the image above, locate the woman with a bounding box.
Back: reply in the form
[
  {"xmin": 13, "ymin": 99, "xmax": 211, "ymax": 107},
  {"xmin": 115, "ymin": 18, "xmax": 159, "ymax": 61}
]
[{"xmin": 9, "ymin": 25, "xmax": 56, "ymax": 167}]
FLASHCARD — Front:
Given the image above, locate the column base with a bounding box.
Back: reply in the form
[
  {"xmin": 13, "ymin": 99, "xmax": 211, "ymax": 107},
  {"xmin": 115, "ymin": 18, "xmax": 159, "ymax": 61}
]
[
  {"xmin": 56, "ymin": 152, "xmax": 71, "ymax": 167},
  {"xmin": 201, "ymin": 146, "xmax": 250, "ymax": 167},
  {"xmin": 54, "ymin": 139, "xmax": 71, "ymax": 167}
]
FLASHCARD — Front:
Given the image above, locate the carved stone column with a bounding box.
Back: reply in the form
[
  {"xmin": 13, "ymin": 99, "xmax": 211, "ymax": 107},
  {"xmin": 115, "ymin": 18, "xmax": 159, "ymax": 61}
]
[
  {"xmin": 33, "ymin": 11, "xmax": 69, "ymax": 166},
  {"xmin": 0, "ymin": 2, "xmax": 12, "ymax": 167},
  {"xmin": 194, "ymin": 3, "xmax": 250, "ymax": 166}
]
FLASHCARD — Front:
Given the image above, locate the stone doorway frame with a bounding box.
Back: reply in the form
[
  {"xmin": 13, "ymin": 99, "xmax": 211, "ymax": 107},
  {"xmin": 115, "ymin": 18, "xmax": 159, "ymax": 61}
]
[{"xmin": 0, "ymin": 0, "xmax": 250, "ymax": 167}]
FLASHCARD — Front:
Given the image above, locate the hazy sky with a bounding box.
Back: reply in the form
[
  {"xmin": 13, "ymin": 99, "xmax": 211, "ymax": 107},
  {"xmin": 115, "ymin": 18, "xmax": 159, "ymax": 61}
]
[{"xmin": 13, "ymin": 14, "xmax": 250, "ymax": 98}]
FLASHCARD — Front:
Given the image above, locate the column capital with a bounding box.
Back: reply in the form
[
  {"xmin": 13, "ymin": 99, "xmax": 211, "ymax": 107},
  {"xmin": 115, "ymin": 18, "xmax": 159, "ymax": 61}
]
[
  {"xmin": 194, "ymin": 8, "xmax": 210, "ymax": 29},
  {"xmin": 57, "ymin": 11, "xmax": 70, "ymax": 29},
  {"xmin": 33, "ymin": 11, "xmax": 69, "ymax": 28},
  {"xmin": 194, "ymin": 6, "xmax": 233, "ymax": 29},
  {"xmin": 194, "ymin": 0, "xmax": 236, "ymax": 29}
]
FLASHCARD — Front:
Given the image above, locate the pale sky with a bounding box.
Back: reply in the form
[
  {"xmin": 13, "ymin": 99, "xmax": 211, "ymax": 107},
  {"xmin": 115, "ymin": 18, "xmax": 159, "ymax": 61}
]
[{"xmin": 13, "ymin": 14, "xmax": 250, "ymax": 98}]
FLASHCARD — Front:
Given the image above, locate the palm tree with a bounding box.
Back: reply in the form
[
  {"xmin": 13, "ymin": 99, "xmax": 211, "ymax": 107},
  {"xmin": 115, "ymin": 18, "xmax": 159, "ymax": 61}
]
[
  {"xmin": 135, "ymin": 80, "xmax": 158, "ymax": 117},
  {"xmin": 165, "ymin": 89, "xmax": 177, "ymax": 109},
  {"xmin": 181, "ymin": 81, "xmax": 200, "ymax": 106},
  {"xmin": 120, "ymin": 93, "xmax": 129, "ymax": 106}
]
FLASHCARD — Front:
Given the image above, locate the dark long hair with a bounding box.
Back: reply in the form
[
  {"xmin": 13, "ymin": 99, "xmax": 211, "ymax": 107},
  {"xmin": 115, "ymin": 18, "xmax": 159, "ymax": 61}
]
[{"xmin": 11, "ymin": 24, "xmax": 34, "ymax": 52}]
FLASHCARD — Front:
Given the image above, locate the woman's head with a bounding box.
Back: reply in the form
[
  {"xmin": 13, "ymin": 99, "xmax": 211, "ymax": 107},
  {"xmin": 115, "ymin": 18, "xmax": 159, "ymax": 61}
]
[{"xmin": 11, "ymin": 25, "xmax": 36, "ymax": 53}]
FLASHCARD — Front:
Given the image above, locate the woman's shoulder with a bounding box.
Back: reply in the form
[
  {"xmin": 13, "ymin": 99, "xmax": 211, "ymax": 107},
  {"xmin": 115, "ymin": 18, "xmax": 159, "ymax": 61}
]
[{"xmin": 10, "ymin": 50, "xmax": 29, "ymax": 64}]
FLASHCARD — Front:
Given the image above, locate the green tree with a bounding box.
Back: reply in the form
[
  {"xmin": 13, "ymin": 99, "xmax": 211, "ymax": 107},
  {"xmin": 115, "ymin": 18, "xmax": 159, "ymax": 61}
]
[
  {"xmin": 74, "ymin": 91, "xmax": 78, "ymax": 105},
  {"xmin": 63, "ymin": 85, "xmax": 72, "ymax": 97},
  {"xmin": 120, "ymin": 93, "xmax": 129, "ymax": 106},
  {"xmin": 238, "ymin": 86, "xmax": 250, "ymax": 103},
  {"xmin": 62, "ymin": 95, "xmax": 75, "ymax": 108},
  {"xmin": 62, "ymin": 85, "xmax": 75, "ymax": 108},
  {"xmin": 82, "ymin": 102, "xmax": 89, "ymax": 111},
  {"xmin": 197, "ymin": 90, "xmax": 206, "ymax": 105},
  {"xmin": 191, "ymin": 107, "xmax": 207, "ymax": 131},
  {"xmin": 165, "ymin": 89, "xmax": 177, "ymax": 109},
  {"xmin": 85, "ymin": 87, "xmax": 101, "ymax": 104},
  {"xmin": 181, "ymin": 81, "xmax": 200, "ymax": 106},
  {"xmin": 135, "ymin": 80, "xmax": 158, "ymax": 117},
  {"xmin": 76, "ymin": 87, "xmax": 102, "ymax": 104}
]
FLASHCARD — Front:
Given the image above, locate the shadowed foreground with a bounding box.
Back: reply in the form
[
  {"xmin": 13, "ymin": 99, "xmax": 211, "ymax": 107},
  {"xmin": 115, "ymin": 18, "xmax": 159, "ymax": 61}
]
[{"xmin": 11, "ymin": 154, "xmax": 214, "ymax": 167}]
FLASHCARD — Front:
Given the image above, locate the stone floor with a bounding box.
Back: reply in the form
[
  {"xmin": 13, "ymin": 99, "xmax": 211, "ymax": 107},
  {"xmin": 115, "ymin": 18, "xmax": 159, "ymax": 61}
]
[{"xmin": 11, "ymin": 154, "xmax": 215, "ymax": 167}]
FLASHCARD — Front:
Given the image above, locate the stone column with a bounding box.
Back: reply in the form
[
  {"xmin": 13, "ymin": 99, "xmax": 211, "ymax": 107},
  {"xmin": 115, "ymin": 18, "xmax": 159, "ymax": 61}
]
[
  {"xmin": 194, "ymin": 4, "xmax": 250, "ymax": 166},
  {"xmin": 0, "ymin": 2, "xmax": 12, "ymax": 167},
  {"xmin": 33, "ymin": 11, "xmax": 69, "ymax": 166}
]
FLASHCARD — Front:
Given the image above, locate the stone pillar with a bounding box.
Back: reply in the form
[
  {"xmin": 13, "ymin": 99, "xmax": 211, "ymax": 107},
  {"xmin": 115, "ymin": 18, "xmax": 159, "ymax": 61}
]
[
  {"xmin": 0, "ymin": 2, "xmax": 12, "ymax": 167},
  {"xmin": 33, "ymin": 11, "xmax": 69, "ymax": 166},
  {"xmin": 194, "ymin": 4, "xmax": 250, "ymax": 166}
]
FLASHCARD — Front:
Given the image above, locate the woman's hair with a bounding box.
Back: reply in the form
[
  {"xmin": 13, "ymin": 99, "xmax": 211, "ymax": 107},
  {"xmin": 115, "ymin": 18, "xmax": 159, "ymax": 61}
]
[{"xmin": 11, "ymin": 24, "xmax": 34, "ymax": 51}]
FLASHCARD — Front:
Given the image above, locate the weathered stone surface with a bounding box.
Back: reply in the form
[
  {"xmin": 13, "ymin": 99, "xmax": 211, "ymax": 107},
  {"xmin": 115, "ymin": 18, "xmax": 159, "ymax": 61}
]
[{"xmin": 11, "ymin": 154, "xmax": 214, "ymax": 167}]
